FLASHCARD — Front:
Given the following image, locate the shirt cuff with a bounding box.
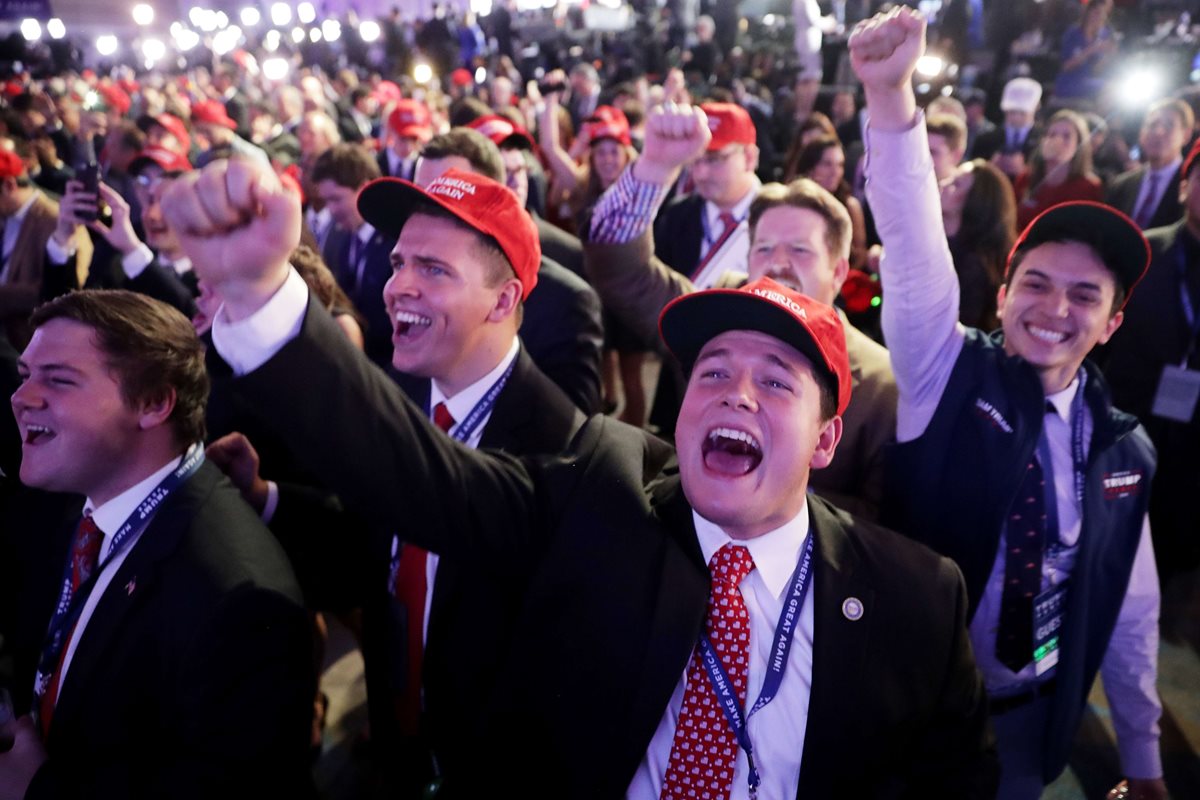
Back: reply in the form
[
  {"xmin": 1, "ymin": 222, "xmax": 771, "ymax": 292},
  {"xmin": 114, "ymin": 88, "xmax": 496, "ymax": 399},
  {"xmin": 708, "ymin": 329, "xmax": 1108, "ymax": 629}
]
[
  {"xmin": 44, "ymin": 235, "xmax": 74, "ymax": 264},
  {"xmin": 121, "ymin": 243, "xmax": 154, "ymax": 279},
  {"xmin": 210, "ymin": 266, "xmax": 309, "ymax": 376},
  {"xmin": 588, "ymin": 165, "xmax": 670, "ymax": 244},
  {"xmin": 261, "ymin": 480, "xmax": 279, "ymax": 524}
]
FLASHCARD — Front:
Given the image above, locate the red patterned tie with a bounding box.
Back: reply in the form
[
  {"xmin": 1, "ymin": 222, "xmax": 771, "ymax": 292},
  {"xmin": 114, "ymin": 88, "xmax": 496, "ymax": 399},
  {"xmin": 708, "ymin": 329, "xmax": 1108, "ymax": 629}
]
[
  {"xmin": 394, "ymin": 402, "xmax": 455, "ymax": 734},
  {"xmin": 40, "ymin": 515, "xmax": 104, "ymax": 738},
  {"xmin": 661, "ymin": 543, "xmax": 756, "ymax": 800}
]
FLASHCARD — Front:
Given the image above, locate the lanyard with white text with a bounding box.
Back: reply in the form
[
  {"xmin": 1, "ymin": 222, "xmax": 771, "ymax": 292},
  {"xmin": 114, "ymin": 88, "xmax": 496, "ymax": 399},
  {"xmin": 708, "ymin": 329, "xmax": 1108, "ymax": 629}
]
[
  {"xmin": 33, "ymin": 445, "xmax": 205, "ymax": 702},
  {"xmin": 696, "ymin": 532, "xmax": 815, "ymax": 799},
  {"xmin": 1038, "ymin": 371, "xmax": 1088, "ymax": 553},
  {"xmin": 387, "ymin": 356, "xmax": 518, "ymax": 592}
]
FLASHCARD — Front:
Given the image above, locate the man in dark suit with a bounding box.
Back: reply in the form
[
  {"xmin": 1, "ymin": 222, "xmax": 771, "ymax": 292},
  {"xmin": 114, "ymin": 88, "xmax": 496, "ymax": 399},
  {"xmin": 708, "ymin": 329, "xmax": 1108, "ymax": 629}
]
[
  {"xmin": 0, "ymin": 290, "xmax": 313, "ymax": 798},
  {"xmin": 311, "ymin": 143, "xmax": 394, "ymax": 366},
  {"xmin": 377, "ymin": 99, "xmax": 433, "ymax": 182},
  {"xmin": 1102, "ymin": 139, "xmax": 1200, "ymax": 579},
  {"xmin": 1105, "ymin": 99, "xmax": 1193, "ymax": 230},
  {"xmin": 164, "ymin": 157, "xmax": 996, "ymax": 799},
  {"xmin": 971, "ymin": 76, "xmax": 1042, "ymax": 163},
  {"xmin": 416, "ymin": 127, "xmax": 604, "ymax": 414}
]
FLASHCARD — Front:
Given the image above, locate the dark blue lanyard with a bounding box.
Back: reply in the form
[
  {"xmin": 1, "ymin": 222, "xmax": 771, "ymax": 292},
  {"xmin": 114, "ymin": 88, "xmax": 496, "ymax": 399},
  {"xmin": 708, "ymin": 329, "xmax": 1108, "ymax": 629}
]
[
  {"xmin": 695, "ymin": 532, "xmax": 815, "ymax": 798},
  {"xmin": 1176, "ymin": 245, "xmax": 1200, "ymax": 364},
  {"xmin": 387, "ymin": 355, "xmax": 517, "ymax": 590},
  {"xmin": 1038, "ymin": 371, "xmax": 1088, "ymax": 552},
  {"xmin": 34, "ymin": 446, "xmax": 205, "ymax": 702}
]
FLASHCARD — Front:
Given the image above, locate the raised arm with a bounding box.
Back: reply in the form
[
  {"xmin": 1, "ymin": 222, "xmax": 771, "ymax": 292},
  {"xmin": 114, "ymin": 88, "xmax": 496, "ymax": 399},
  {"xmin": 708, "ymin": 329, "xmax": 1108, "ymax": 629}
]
[{"xmin": 852, "ymin": 8, "xmax": 965, "ymax": 442}]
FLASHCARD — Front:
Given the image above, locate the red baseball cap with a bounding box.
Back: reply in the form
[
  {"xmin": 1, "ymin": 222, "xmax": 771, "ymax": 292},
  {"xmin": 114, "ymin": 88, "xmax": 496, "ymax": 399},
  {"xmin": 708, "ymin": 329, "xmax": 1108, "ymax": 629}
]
[
  {"xmin": 129, "ymin": 146, "xmax": 192, "ymax": 176},
  {"xmin": 583, "ymin": 106, "xmax": 631, "ymax": 147},
  {"xmin": 356, "ymin": 169, "xmax": 541, "ymax": 300},
  {"xmin": 659, "ymin": 276, "xmax": 852, "ymax": 416},
  {"xmin": 451, "ymin": 68, "xmax": 473, "ymax": 87},
  {"xmin": 96, "ymin": 83, "xmax": 132, "ymax": 116},
  {"xmin": 467, "ymin": 114, "xmax": 535, "ymax": 151},
  {"xmin": 1008, "ymin": 201, "xmax": 1150, "ymax": 308},
  {"xmin": 191, "ymin": 99, "xmax": 237, "ymax": 129},
  {"xmin": 701, "ymin": 102, "xmax": 756, "ymax": 152},
  {"xmin": 388, "ymin": 99, "xmax": 433, "ymax": 141},
  {"xmin": 0, "ymin": 150, "xmax": 27, "ymax": 180},
  {"xmin": 372, "ymin": 80, "xmax": 403, "ymax": 106},
  {"xmin": 142, "ymin": 112, "xmax": 192, "ymax": 156}
]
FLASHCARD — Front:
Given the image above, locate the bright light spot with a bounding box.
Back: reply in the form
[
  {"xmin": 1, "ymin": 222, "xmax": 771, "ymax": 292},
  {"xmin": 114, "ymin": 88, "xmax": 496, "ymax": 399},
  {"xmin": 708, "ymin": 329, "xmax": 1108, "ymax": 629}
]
[
  {"xmin": 264, "ymin": 29, "xmax": 281, "ymax": 51},
  {"xmin": 96, "ymin": 34, "xmax": 119, "ymax": 56},
  {"xmin": 916, "ymin": 55, "xmax": 944, "ymax": 77},
  {"xmin": 132, "ymin": 4, "xmax": 154, "ymax": 26},
  {"xmin": 291, "ymin": 26, "xmax": 305, "ymax": 44},
  {"xmin": 475, "ymin": 66, "xmax": 487, "ymax": 84},
  {"xmin": 297, "ymin": 2, "xmax": 315, "ymax": 23},
  {"xmin": 271, "ymin": 3, "xmax": 292, "ymax": 26},
  {"xmin": 241, "ymin": 7, "xmax": 261, "ymax": 26},
  {"xmin": 215, "ymin": 11, "xmax": 229, "ymax": 29},
  {"xmin": 471, "ymin": 0, "xmax": 493, "ymax": 14},
  {"xmin": 1116, "ymin": 67, "xmax": 1165, "ymax": 109},
  {"xmin": 321, "ymin": 19, "xmax": 341, "ymax": 41},
  {"xmin": 763, "ymin": 14, "xmax": 777, "ymax": 25},
  {"xmin": 213, "ymin": 26, "xmax": 242, "ymax": 55},
  {"xmin": 47, "ymin": 18, "xmax": 65, "ymax": 39},
  {"xmin": 413, "ymin": 62, "xmax": 433, "ymax": 84},
  {"xmin": 142, "ymin": 38, "xmax": 166, "ymax": 62},
  {"xmin": 309, "ymin": 27, "xmax": 322, "ymax": 42},
  {"xmin": 198, "ymin": 10, "xmax": 219, "ymax": 32},
  {"xmin": 175, "ymin": 29, "xmax": 200, "ymax": 51},
  {"xmin": 170, "ymin": 21, "xmax": 182, "ymax": 35},
  {"xmin": 359, "ymin": 20, "xmax": 381, "ymax": 42},
  {"xmin": 189, "ymin": 7, "xmax": 204, "ymax": 26},
  {"xmin": 20, "ymin": 18, "xmax": 41, "ymax": 41},
  {"xmin": 916, "ymin": 82, "xmax": 931, "ymax": 94},
  {"xmin": 263, "ymin": 57, "xmax": 290, "ymax": 81}
]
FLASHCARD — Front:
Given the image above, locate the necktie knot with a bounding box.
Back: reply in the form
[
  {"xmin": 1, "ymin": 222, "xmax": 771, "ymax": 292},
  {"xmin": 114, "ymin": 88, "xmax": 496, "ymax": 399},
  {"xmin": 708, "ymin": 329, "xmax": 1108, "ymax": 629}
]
[
  {"xmin": 718, "ymin": 211, "xmax": 737, "ymax": 237},
  {"xmin": 432, "ymin": 401, "xmax": 455, "ymax": 433},
  {"xmin": 710, "ymin": 543, "xmax": 755, "ymax": 588}
]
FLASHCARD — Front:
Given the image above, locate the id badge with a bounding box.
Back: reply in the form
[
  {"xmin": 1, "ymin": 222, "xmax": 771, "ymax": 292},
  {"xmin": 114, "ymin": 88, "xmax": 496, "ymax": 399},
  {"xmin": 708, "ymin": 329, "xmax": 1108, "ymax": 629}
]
[
  {"xmin": 1151, "ymin": 365, "xmax": 1200, "ymax": 423},
  {"xmin": 1033, "ymin": 582, "xmax": 1068, "ymax": 677}
]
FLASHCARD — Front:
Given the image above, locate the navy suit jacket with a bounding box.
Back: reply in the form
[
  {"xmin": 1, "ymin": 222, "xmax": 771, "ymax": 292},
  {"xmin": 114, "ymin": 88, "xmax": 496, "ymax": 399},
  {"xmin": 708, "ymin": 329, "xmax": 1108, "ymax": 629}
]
[{"xmin": 323, "ymin": 224, "xmax": 395, "ymax": 366}]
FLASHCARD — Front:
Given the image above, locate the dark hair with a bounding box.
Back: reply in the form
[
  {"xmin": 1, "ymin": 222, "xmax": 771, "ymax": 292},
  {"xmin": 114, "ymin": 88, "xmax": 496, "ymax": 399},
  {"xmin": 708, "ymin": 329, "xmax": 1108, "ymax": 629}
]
[
  {"xmin": 749, "ymin": 178, "xmax": 852, "ymax": 261},
  {"xmin": 1025, "ymin": 109, "xmax": 1095, "ymax": 196},
  {"xmin": 310, "ymin": 142, "xmax": 382, "ymax": 189},
  {"xmin": 959, "ymin": 159, "xmax": 1016, "ymax": 296},
  {"xmin": 926, "ymin": 113, "xmax": 967, "ymax": 154},
  {"xmin": 421, "ymin": 128, "xmax": 505, "ymax": 182},
  {"xmin": 29, "ymin": 290, "xmax": 208, "ymax": 445}
]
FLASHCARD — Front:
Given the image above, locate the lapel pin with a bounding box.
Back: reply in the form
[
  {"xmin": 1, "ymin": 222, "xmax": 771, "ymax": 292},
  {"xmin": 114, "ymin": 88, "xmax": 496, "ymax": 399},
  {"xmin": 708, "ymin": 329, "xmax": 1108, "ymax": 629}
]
[
  {"xmin": 842, "ymin": 597, "xmax": 864, "ymax": 621},
  {"xmin": 125, "ymin": 578, "xmax": 137, "ymax": 596}
]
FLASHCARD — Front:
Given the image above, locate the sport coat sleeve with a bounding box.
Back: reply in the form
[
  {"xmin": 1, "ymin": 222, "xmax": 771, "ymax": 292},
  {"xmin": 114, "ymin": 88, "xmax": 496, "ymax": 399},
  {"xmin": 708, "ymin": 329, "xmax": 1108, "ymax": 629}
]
[
  {"xmin": 230, "ymin": 297, "xmax": 546, "ymax": 563},
  {"xmin": 584, "ymin": 228, "xmax": 696, "ymax": 355}
]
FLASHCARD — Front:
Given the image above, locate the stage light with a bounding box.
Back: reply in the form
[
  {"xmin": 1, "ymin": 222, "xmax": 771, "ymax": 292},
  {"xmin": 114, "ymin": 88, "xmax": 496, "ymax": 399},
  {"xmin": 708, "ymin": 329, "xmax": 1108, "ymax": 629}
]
[
  {"xmin": 47, "ymin": 18, "xmax": 65, "ymax": 39},
  {"xmin": 132, "ymin": 4, "xmax": 154, "ymax": 26},
  {"xmin": 413, "ymin": 62, "xmax": 433, "ymax": 84},
  {"xmin": 1116, "ymin": 66, "xmax": 1165, "ymax": 109},
  {"xmin": 142, "ymin": 38, "xmax": 166, "ymax": 63},
  {"xmin": 359, "ymin": 20, "xmax": 381, "ymax": 42},
  {"xmin": 174, "ymin": 29, "xmax": 200, "ymax": 51},
  {"xmin": 20, "ymin": 18, "xmax": 41, "ymax": 41},
  {"xmin": 263, "ymin": 57, "xmax": 290, "ymax": 81},
  {"xmin": 297, "ymin": 2, "xmax": 316, "ymax": 23},
  {"xmin": 916, "ymin": 55, "xmax": 944, "ymax": 77},
  {"xmin": 96, "ymin": 34, "xmax": 119, "ymax": 56},
  {"xmin": 213, "ymin": 26, "xmax": 242, "ymax": 55},
  {"xmin": 322, "ymin": 20, "xmax": 341, "ymax": 42},
  {"xmin": 309, "ymin": 27, "xmax": 322, "ymax": 42},
  {"xmin": 271, "ymin": 3, "xmax": 292, "ymax": 26},
  {"xmin": 291, "ymin": 26, "xmax": 305, "ymax": 44},
  {"xmin": 241, "ymin": 7, "xmax": 261, "ymax": 26}
]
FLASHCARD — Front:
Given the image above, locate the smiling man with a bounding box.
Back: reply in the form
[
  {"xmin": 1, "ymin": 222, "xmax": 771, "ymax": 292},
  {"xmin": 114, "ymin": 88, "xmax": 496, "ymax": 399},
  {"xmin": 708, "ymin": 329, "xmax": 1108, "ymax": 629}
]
[
  {"xmin": 854, "ymin": 9, "xmax": 1164, "ymax": 799},
  {"xmin": 160, "ymin": 156, "xmax": 994, "ymax": 798},
  {"xmin": 0, "ymin": 290, "xmax": 312, "ymax": 798}
]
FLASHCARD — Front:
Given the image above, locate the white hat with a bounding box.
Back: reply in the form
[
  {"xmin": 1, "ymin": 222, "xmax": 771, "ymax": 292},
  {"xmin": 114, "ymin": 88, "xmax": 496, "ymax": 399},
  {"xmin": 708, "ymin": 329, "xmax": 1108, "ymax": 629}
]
[{"xmin": 1000, "ymin": 77, "xmax": 1043, "ymax": 114}]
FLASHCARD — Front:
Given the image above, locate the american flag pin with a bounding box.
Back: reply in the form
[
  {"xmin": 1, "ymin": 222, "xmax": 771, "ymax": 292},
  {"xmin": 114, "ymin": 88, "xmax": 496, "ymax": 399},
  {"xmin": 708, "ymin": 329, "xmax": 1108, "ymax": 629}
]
[{"xmin": 125, "ymin": 578, "xmax": 136, "ymax": 595}]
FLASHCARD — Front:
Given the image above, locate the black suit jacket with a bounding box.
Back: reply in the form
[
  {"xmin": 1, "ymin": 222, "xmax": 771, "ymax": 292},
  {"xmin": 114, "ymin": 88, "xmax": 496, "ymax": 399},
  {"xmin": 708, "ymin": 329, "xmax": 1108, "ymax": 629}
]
[
  {"xmin": 653, "ymin": 194, "xmax": 705, "ymax": 276},
  {"xmin": 4, "ymin": 462, "xmax": 314, "ymax": 799},
  {"xmin": 1105, "ymin": 165, "xmax": 1184, "ymax": 230},
  {"xmin": 519, "ymin": 256, "xmax": 604, "ymax": 415},
  {"xmin": 971, "ymin": 123, "xmax": 1042, "ymax": 162},
  {"xmin": 226, "ymin": 302, "xmax": 997, "ymax": 798},
  {"xmin": 534, "ymin": 214, "xmax": 584, "ymax": 280},
  {"xmin": 376, "ymin": 149, "xmax": 416, "ymax": 182},
  {"xmin": 323, "ymin": 224, "xmax": 395, "ymax": 366}
]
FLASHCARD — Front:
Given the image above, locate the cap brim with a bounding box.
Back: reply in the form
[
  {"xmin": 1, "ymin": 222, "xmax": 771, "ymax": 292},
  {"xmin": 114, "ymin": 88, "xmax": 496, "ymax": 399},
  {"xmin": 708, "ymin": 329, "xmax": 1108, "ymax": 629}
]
[
  {"xmin": 659, "ymin": 289, "xmax": 839, "ymax": 403},
  {"xmin": 1012, "ymin": 202, "xmax": 1150, "ymax": 298}
]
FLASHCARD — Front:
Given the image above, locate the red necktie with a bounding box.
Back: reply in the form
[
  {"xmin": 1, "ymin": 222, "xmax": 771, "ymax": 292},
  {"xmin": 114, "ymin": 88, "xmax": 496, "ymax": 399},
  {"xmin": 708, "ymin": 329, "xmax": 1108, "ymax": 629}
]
[
  {"xmin": 40, "ymin": 515, "xmax": 104, "ymax": 738},
  {"xmin": 394, "ymin": 402, "xmax": 455, "ymax": 735},
  {"xmin": 661, "ymin": 544, "xmax": 756, "ymax": 800},
  {"xmin": 691, "ymin": 212, "xmax": 739, "ymax": 282}
]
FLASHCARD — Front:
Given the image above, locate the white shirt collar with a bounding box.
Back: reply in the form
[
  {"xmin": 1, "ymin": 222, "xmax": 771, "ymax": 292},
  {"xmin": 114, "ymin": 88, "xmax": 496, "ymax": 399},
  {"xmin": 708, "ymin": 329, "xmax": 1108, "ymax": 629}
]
[
  {"xmin": 429, "ymin": 336, "xmax": 520, "ymax": 428},
  {"xmin": 1045, "ymin": 374, "xmax": 1081, "ymax": 422},
  {"xmin": 85, "ymin": 452, "xmax": 185, "ymax": 558},
  {"xmin": 356, "ymin": 221, "xmax": 376, "ymax": 244},
  {"xmin": 704, "ymin": 177, "xmax": 761, "ymax": 228},
  {"xmin": 692, "ymin": 499, "xmax": 811, "ymax": 600}
]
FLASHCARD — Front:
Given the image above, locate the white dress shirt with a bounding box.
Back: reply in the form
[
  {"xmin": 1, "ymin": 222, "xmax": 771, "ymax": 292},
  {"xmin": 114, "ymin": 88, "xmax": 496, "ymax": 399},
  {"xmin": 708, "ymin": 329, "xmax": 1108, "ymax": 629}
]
[
  {"xmin": 627, "ymin": 503, "xmax": 814, "ymax": 800},
  {"xmin": 1, "ymin": 191, "xmax": 39, "ymax": 281}
]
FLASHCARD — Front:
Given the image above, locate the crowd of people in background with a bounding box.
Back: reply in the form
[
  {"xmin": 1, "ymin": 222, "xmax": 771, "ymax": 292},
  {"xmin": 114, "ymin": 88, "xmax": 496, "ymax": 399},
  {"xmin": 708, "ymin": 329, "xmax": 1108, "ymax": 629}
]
[{"xmin": 1, "ymin": 0, "xmax": 1199, "ymax": 798}]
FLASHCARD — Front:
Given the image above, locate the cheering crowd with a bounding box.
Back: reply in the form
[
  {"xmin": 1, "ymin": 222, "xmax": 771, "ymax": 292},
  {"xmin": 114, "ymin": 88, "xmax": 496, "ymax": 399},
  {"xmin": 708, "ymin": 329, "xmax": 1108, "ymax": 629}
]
[{"xmin": 1, "ymin": 1, "xmax": 1198, "ymax": 798}]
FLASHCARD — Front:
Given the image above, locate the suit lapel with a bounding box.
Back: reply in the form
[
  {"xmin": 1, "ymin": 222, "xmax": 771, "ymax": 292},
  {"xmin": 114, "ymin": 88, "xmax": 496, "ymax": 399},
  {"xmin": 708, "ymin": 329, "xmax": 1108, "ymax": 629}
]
[
  {"xmin": 50, "ymin": 465, "xmax": 210, "ymax": 734},
  {"xmin": 797, "ymin": 497, "xmax": 875, "ymax": 795},
  {"xmin": 478, "ymin": 349, "xmax": 538, "ymax": 453}
]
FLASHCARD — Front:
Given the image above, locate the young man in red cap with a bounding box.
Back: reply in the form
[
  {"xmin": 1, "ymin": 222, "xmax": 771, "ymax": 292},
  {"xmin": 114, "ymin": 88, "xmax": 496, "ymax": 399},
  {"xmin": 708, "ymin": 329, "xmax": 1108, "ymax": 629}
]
[
  {"xmin": 853, "ymin": 9, "xmax": 1164, "ymax": 799},
  {"xmin": 190, "ymin": 99, "xmax": 268, "ymax": 169},
  {"xmin": 162, "ymin": 155, "xmax": 995, "ymax": 798},
  {"xmin": 379, "ymin": 99, "xmax": 433, "ymax": 182}
]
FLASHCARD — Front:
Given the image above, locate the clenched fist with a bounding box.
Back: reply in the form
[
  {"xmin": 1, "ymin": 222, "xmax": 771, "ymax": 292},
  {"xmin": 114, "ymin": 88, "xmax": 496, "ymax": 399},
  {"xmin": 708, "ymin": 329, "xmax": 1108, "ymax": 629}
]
[{"xmin": 635, "ymin": 103, "xmax": 712, "ymax": 186}]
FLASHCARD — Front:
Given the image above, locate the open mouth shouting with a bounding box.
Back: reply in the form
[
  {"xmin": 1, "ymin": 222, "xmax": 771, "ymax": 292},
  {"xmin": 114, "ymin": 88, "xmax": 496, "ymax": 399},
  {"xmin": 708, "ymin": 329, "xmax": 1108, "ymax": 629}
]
[
  {"xmin": 393, "ymin": 309, "xmax": 432, "ymax": 342},
  {"xmin": 22, "ymin": 423, "xmax": 56, "ymax": 446},
  {"xmin": 702, "ymin": 426, "xmax": 763, "ymax": 476}
]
